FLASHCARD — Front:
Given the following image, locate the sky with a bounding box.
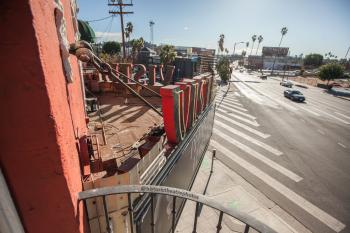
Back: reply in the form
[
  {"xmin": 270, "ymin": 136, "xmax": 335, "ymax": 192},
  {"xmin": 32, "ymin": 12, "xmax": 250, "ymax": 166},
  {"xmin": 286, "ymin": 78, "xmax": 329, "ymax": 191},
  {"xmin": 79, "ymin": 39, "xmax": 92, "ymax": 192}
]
[{"xmin": 77, "ymin": 0, "xmax": 350, "ymax": 58}]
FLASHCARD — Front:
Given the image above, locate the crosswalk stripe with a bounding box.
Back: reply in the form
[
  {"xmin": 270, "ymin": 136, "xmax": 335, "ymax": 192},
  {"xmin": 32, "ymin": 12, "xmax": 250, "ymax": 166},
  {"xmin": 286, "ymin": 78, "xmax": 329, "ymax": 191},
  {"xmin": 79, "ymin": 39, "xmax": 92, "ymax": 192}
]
[
  {"xmin": 217, "ymin": 105, "xmax": 256, "ymax": 120},
  {"xmin": 217, "ymin": 99, "xmax": 243, "ymax": 106},
  {"xmin": 213, "ymin": 129, "xmax": 302, "ymax": 182},
  {"xmin": 216, "ymin": 113, "xmax": 270, "ymax": 139},
  {"xmin": 215, "ymin": 121, "xmax": 282, "ymax": 156},
  {"xmin": 216, "ymin": 109, "xmax": 259, "ymax": 127},
  {"xmin": 216, "ymin": 96, "xmax": 240, "ymax": 103},
  {"xmin": 211, "ymin": 140, "xmax": 346, "ymax": 233},
  {"xmin": 220, "ymin": 101, "xmax": 248, "ymax": 111}
]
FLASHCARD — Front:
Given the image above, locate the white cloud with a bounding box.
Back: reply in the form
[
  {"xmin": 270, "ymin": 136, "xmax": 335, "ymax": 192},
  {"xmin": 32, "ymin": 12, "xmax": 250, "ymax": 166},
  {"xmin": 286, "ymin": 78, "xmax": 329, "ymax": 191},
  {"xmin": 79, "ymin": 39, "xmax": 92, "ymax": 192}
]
[
  {"xmin": 184, "ymin": 26, "xmax": 189, "ymax": 31},
  {"xmin": 95, "ymin": 32, "xmax": 122, "ymax": 43}
]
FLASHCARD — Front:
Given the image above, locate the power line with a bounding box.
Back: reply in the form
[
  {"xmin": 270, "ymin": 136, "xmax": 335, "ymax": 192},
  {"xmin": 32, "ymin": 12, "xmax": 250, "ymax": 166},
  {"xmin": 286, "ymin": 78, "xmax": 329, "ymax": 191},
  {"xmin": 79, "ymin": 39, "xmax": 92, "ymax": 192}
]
[{"xmin": 85, "ymin": 15, "xmax": 113, "ymax": 23}]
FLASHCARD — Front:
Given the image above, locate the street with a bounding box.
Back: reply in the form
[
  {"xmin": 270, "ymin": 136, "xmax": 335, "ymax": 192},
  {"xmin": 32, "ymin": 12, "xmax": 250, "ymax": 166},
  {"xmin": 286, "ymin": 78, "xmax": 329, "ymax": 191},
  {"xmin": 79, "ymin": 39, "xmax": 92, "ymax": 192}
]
[{"xmin": 211, "ymin": 70, "xmax": 350, "ymax": 233}]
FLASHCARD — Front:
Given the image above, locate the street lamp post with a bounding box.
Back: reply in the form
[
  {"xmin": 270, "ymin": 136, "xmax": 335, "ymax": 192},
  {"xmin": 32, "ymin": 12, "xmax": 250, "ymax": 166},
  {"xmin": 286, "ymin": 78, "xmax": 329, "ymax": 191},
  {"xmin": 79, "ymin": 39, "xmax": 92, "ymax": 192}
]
[
  {"xmin": 345, "ymin": 46, "xmax": 350, "ymax": 59},
  {"xmin": 233, "ymin": 41, "xmax": 244, "ymax": 60}
]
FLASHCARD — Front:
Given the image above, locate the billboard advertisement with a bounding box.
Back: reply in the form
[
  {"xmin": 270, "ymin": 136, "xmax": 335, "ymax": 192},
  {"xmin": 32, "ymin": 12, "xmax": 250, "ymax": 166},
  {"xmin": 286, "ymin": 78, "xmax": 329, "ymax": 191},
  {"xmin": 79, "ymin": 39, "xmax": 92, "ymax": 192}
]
[{"xmin": 262, "ymin": 47, "xmax": 289, "ymax": 57}]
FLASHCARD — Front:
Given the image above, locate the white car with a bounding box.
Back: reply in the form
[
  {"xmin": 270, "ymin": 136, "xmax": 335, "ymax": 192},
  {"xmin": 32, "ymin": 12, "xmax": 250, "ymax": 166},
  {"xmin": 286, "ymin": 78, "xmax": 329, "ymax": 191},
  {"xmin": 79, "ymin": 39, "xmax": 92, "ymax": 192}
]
[{"xmin": 280, "ymin": 80, "xmax": 293, "ymax": 88}]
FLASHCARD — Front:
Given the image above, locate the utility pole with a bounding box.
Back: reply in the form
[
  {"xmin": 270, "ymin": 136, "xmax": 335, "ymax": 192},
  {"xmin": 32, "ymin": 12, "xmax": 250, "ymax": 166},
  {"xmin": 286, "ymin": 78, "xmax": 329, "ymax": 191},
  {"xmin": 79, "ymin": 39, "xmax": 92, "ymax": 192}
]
[{"xmin": 108, "ymin": 0, "xmax": 134, "ymax": 59}]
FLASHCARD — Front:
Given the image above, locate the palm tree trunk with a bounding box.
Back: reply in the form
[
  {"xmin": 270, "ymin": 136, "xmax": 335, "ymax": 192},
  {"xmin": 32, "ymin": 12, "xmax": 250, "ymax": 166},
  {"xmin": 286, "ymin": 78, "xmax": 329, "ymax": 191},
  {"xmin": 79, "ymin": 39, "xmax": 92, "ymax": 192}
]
[
  {"xmin": 256, "ymin": 43, "xmax": 260, "ymax": 55},
  {"xmin": 271, "ymin": 35, "xmax": 284, "ymax": 75},
  {"xmin": 250, "ymin": 42, "xmax": 255, "ymax": 56}
]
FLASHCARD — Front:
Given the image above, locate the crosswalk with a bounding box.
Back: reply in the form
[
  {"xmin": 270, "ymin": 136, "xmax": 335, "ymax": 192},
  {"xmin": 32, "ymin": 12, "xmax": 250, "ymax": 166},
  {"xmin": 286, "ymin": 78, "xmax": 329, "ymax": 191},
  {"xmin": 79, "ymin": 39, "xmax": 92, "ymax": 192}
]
[{"xmin": 212, "ymin": 88, "xmax": 346, "ymax": 233}]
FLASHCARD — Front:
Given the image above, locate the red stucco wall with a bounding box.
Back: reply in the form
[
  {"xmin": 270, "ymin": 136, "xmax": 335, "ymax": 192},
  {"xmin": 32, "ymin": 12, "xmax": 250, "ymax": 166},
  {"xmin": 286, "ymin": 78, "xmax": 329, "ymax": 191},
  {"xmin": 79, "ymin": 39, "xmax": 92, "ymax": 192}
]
[{"xmin": 0, "ymin": 0, "xmax": 87, "ymax": 232}]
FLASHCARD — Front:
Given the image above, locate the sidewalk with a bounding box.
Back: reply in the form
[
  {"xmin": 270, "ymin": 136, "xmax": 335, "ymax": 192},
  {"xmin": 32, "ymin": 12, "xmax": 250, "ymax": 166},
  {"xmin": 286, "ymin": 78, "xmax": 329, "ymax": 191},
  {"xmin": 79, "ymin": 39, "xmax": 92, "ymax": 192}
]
[{"xmin": 176, "ymin": 150, "xmax": 311, "ymax": 233}]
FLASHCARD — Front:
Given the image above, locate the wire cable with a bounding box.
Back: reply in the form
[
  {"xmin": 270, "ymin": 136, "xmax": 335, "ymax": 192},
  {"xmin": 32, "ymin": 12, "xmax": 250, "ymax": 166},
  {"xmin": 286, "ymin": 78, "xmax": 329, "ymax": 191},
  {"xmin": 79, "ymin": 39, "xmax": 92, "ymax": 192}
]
[{"xmin": 85, "ymin": 15, "xmax": 113, "ymax": 23}]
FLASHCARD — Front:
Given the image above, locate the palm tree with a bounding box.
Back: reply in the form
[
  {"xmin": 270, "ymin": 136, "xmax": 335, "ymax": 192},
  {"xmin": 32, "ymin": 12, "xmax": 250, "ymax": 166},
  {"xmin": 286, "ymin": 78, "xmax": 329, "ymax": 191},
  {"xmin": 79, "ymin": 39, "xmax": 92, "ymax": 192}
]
[
  {"xmin": 279, "ymin": 27, "xmax": 288, "ymax": 46},
  {"xmin": 160, "ymin": 44, "xmax": 177, "ymax": 65},
  {"xmin": 130, "ymin": 37, "xmax": 144, "ymax": 62},
  {"xmin": 246, "ymin": 42, "xmax": 249, "ymax": 50},
  {"xmin": 241, "ymin": 50, "xmax": 246, "ymax": 57},
  {"xmin": 125, "ymin": 22, "xmax": 133, "ymax": 56},
  {"xmin": 225, "ymin": 48, "xmax": 229, "ymax": 56},
  {"xmin": 271, "ymin": 27, "xmax": 288, "ymax": 75},
  {"xmin": 255, "ymin": 35, "xmax": 263, "ymax": 55},
  {"xmin": 218, "ymin": 34, "xmax": 225, "ymax": 55},
  {"xmin": 250, "ymin": 35, "xmax": 257, "ymax": 55}
]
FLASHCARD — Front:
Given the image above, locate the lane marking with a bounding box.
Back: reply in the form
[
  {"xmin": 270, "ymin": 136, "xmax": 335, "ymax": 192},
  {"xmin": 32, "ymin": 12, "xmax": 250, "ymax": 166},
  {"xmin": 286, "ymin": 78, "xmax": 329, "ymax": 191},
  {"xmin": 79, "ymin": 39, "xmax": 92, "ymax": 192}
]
[
  {"xmin": 337, "ymin": 142, "xmax": 346, "ymax": 148},
  {"xmin": 311, "ymin": 108, "xmax": 350, "ymax": 125},
  {"xmin": 220, "ymin": 102, "xmax": 248, "ymax": 112},
  {"xmin": 218, "ymin": 104, "xmax": 257, "ymax": 120},
  {"xmin": 294, "ymin": 105, "xmax": 321, "ymax": 117},
  {"xmin": 213, "ymin": 129, "xmax": 302, "ymax": 182},
  {"xmin": 216, "ymin": 109, "xmax": 259, "ymax": 127},
  {"xmin": 317, "ymin": 129, "xmax": 325, "ymax": 135},
  {"xmin": 211, "ymin": 140, "xmax": 346, "ymax": 233},
  {"xmin": 216, "ymin": 113, "xmax": 270, "ymax": 139},
  {"xmin": 335, "ymin": 112, "xmax": 350, "ymax": 120},
  {"xmin": 215, "ymin": 121, "xmax": 282, "ymax": 156}
]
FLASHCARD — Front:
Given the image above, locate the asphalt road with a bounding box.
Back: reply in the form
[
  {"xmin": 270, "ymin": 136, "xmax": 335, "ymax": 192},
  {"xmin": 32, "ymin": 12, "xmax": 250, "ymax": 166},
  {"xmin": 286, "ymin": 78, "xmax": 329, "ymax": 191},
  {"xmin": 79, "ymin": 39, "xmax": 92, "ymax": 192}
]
[{"xmin": 212, "ymin": 70, "xmax": 350, "ymax": 233}]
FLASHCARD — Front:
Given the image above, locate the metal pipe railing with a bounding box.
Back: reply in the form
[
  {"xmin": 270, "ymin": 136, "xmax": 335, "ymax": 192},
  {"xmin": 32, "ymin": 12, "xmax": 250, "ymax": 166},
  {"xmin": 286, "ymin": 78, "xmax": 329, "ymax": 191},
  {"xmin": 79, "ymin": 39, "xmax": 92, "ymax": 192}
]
[{"xmin": 78, "ymin": 185, "xmax": 278, "ymax": 233}]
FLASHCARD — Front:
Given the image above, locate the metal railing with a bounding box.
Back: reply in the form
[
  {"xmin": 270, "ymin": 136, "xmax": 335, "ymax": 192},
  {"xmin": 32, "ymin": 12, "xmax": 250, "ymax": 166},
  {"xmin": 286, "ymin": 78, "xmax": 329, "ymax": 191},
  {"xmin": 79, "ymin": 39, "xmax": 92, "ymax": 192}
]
[{"xmin": 78, "ymin": 184, "xmax": 277, "ymax": 233}]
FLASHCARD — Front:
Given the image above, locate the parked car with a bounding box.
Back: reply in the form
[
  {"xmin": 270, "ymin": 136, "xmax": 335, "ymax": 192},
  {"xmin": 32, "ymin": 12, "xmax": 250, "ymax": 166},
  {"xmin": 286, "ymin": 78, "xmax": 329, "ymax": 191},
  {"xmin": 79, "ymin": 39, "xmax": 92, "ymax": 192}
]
[
  {"xmin": 284, "ymin": 90, "xmax": 305, "ymax": 102},
  {"xmin": 280, "ymin": 80, "xmax": 293, "ymax": 88},
  {"xmin": 260, "ymin": 75, "xmax": 267, "ymax": 80},
  {"xmin": 331, "ymin": 83, "xmax": 342, "ymax": 88}
]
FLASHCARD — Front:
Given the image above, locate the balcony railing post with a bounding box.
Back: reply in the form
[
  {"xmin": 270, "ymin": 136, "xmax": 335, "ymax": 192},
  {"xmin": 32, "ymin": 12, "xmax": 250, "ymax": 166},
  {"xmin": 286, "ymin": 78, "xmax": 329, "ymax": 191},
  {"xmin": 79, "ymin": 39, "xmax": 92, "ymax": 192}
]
[
  {"xmin": 192, "ymin": 203, "xmax": 200, "ymax": 233},
  {"xmin": 216, "ymin": 211, "xmax": 224, "ymax": 233},
  {"xmin": 171, "ymin": 196, "xmax": 177, "ymax": 233},
  {"xmin": 102, "ymin": 195, "xmax": 112, "ymax": 233},
  {"xmin": 210, "ymin": 149, "xmax": 216, "ymax": 174},
  {"xmin": 127, "ymin": 193, "xmax": 134, "ymax": 233},
  {"xmin": 244, "ymin": 224, "xmax": 250, "ymax": 233},
  {"xmin": 150, "ymin": 194, "xmax": 155, "ymax": 233}
]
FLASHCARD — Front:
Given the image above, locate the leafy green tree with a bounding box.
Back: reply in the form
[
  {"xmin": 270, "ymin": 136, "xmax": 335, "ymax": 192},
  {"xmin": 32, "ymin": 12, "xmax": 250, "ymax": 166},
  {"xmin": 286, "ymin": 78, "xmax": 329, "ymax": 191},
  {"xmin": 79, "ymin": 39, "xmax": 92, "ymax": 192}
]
[
  {"xmin": 130, "ymin": 37, "xmax": 144, "ymax": 61},
  {"xmin": 102, "ymin": 41, "xmax": 121, "ymax": 55},
  {"xmin": 159, "ymin": 45, "xmax": 177, "ymax": 65},
  {"xmin": 216, "ymin": 57, "xmax": 231, "ymax": 83},
  {"xmin": 303, "ymin": 54, "xmax": 323, "ymax": 67},
  {"xmin": 319, "ymin": 63, "xmax": 344, "ymax": 87}
]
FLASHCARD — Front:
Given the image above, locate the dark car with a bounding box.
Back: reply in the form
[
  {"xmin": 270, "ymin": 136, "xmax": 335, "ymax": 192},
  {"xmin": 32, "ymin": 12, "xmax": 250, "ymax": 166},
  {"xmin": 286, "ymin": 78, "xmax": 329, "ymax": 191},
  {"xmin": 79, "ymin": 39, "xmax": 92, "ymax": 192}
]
[{"xmin": 284, "ymin": 90, "xmax": 305, "ymax": 102}]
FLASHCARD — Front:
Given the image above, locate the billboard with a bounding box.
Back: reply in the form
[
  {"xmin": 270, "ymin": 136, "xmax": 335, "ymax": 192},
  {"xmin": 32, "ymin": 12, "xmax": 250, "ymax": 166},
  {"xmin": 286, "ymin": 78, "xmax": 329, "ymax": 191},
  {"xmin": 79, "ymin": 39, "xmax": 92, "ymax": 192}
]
[
  {"xmin": 262, "ymin": 47, "xmax": 289, "ymax": 57},
  {"xmin": 248, "ymin": 55, "xmax": 263, "ymax": 69}
]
